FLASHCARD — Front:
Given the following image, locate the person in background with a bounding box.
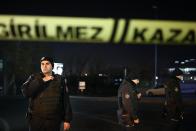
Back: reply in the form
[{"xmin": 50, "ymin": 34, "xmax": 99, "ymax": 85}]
[
  {"xmin": 164, "ymin": 68, "xmax": 184, "ymax": 131},
  {"xmin": 117, "ymin": 72, "xmax": 141, "ymax": 131}
]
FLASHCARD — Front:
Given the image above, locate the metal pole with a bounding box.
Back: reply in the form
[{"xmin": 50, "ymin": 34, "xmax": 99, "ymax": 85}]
[
  {"xmin": 153, "ymin": 1, "xmax": 158, "ymax": 87},
  {"xmin": 124, "ymin": 67, "xmax": 127, "ymax": 78},
  {"xmin": 155, "ymin": 44, "xmax": 157, "ymax": 86}
]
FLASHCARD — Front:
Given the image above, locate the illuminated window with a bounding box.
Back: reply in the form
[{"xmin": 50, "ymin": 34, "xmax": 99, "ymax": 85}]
[
  {"xmin": 53, "ymin": 63, "xmax": 63, "ymax": 75},
  {"xmin": 98, "ymin": 74, "xmax": 103, "ymax": 76}
]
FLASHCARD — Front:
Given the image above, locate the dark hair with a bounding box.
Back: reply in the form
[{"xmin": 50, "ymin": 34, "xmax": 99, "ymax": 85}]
[
  {"xmin": 172, "ymin": 68, "xmax": 183, "ymax": 76},
  {"xmin": 40, "ymin": 56, "xmax": 54, "ymax": 68},
  {"xmin": 126, "ymin": 72, "xmax": 140, "ymax": 81}
]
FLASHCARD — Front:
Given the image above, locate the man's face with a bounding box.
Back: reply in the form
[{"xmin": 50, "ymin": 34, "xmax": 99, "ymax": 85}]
[
  {"xmin": 132, "ymin": 79, "xmax": 140, "ymax": 85},
  {"xmin": 41, "ymin": 60, "xmax": 53, "ymax": 74},
  {"xmin": 176, "ymin": 75, "xmax": 183, "ymax": 80},
  {"xmin": 135, "ymin": 79, "xmax": 140, "ymax": 85}
]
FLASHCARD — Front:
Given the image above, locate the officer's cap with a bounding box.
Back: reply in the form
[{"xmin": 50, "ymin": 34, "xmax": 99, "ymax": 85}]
[
  {"xmin": 40, "ymin": 56, "xmax": 54, "ymax": 68},
  {"xmin": 127, "ymin": 72, "xmax": 140, "ymax": 81},
  {"xmin": 172, "ymin": 68, "xmax": 183, "ymax": 76}
]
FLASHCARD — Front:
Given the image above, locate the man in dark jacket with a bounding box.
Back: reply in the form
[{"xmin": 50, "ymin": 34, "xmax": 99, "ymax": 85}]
[
  {"xmin": 21, "ymin": 56, "xmax": 72, "ymax": 131},
  {"xmin": 164, "ymin": 68, "xmax": 184, "ymax": 131},
  {"xmin": 117, "ymin": 72, "xmax": 141, "ymax": 131}
]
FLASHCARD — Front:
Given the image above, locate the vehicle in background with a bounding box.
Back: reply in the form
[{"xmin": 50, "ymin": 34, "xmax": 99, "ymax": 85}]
[
  {"xmin": 145, "ymin": 85, "xmax": 165, "ymax": 96},
  {"xmin": 180, "ymin": 82, "xmax": 196, "ymax": 94},
  {"xmin": 146, "ymin": 82, "xmax": 196, "ymax": 96}
]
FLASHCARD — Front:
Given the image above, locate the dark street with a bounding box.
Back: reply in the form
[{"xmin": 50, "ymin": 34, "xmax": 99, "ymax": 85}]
[
  {"xmin": 0, "ymin": 95, "xmax": 196, "ymax": 131},
  {"xmin": 0, "ymin": 1, "xmax": 196, "ymax": 131}
]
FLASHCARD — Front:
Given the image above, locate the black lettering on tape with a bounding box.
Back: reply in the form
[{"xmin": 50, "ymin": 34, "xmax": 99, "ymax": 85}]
[
  {"xmin": 133, "ymin": 28, "xmax": 147, "ymax": 42},
  {"xmin": 42, "ymin": 25, "xmax": 47, "ymax": 38},
  {"xmin": 10, "ymin": 18, "xmax": 18, "ymax": 37},
  {"xmin": 167, "ymin": 29, "xmax": 181, "ymax": 42},
  {"xmin": 182, "ymin": 30, "xmax": 195, "ymax": 43},
  {"xmin": 18, "ymin": 24, "xmax": 32, "ymax": 38},
  {"xmin": 56, "ymin": 26, "xmax": 74, "ymax": 39},
  {"xmin": 91, "ymin": 27, "xmax": 102, "ymax": 40},
  {"xmin": 0, "ymin": 24, "xmax": 9, "ymax": 37},
  {"xmin": 150, "ymin": 29, "xmax": 163, "ymax": 42},
  {"xmin": 35, "ymin": 20, "xmax": 42, "ymax": 38},
  {"xmin": 76, "ymin": 26, "xmax": 87, "ymax": 40}
]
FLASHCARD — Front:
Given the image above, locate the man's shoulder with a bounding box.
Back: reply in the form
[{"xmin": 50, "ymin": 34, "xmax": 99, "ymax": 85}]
[
  {"xmin": 119, "ymin": 80, "xmax": 132, "ymax": 90},
  {"xmin": 54, "ymin": 74, "xmax": 62, "ymax": 78},
  {"xmin": 29, "ymin": 72, "xmax": 43, "ymax": 79},
  {"xmin": 54, "ymin": 74, "xmax": 68, "ymax": 85},
  {"xmin": 54, "ymin": 74, "xmax": 66, "ymax": 80}
]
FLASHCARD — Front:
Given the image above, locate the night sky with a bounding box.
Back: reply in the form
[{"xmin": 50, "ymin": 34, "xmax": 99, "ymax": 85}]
[
  {"xmin": 0, "ymin": 0, "xmax": 196, "ymax": 74},
  {"xmin": 0, "ymin": 0, "xmax": 195, "ymax": 20}
]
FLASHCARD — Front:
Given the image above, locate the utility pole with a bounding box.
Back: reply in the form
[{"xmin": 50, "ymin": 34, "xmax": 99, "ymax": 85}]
[
  {"xmin": 153, "ymin": 1, "xmax": 158, "ymax": 87},
  {"xmin": 124, "ymin": 67, "xmax": 127, "ymax": 79}
]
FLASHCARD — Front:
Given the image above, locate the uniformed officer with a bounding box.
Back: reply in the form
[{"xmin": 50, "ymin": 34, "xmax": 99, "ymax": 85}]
[
  {"xmin": 21, "ymin": 56, "xmax": 72, "ymax": 131},
  {"xmin": 164, "ymin": 68, "xmax": 184, "ymax": 131},
  {"xmin": 117, "ymin": 72, "xmax": 141, "ymax": 131}
]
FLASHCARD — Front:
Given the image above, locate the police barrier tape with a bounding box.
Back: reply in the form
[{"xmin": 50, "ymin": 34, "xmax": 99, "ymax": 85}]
[
  {"xmin": 125, "ymin": 20, "xmax": 196, "ymax": 44},
  {"xmin": 0, "ymin": 15, "xmax": 114, "ymax": 43},
  {"xmin": 0, "ymin": 15, "xmax": 195, "ymax": 44}
]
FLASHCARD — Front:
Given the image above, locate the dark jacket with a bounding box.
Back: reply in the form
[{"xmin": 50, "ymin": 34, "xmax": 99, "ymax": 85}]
[
  {"xmin": 117, "ymin": 79, "xmax": 140, "ymax": 125},
  {"xmin": 164, "ymin": 76, "xmax": 183, "ymax": 120},
  {"xmin": 21, "ymin": 72, "xmax": 72, "ymax": 122}
]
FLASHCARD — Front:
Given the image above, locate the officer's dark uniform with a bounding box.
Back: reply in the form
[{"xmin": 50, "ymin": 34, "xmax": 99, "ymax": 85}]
[
  {"xmin": 164, "ymin": 69, "xmax": 183, "ymax": 131},
  {"xmin": 117, "ymin": 78, "xmax": 140, "ymax": 131},
  {"xmin": 21, "ymin": 72, "xmax": 72, "ymax": 131}
]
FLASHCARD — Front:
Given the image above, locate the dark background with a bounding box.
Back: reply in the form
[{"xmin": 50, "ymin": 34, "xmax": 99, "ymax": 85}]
[
  {"xmin": 0, "ymin": 0, "xmax": 196, "ymax": 96},
  {"xmin": 0, "ymin": 1, "xmax": 196, "ymax": 131}
]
